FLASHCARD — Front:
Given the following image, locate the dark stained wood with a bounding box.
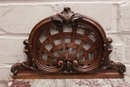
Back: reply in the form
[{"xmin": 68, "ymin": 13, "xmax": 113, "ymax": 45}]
[
  {"xmin": 11, "ymin": 7, "xmax": 126, "ymax": 79},
  {"xmin": 13, "ymin": 70, "xmax": 124, "ymax": 79}
]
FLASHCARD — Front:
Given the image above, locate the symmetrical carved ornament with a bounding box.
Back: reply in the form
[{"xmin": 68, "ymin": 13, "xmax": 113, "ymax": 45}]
[{"xmin": 11, "ymin": 7, "xmax": 126, "ymax": 79}]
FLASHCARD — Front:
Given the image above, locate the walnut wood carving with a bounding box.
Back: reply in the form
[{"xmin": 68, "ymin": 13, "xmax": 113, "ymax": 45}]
[{"xmin": 11, "ymin": 7, "xmax": 126, "ymax": 79}]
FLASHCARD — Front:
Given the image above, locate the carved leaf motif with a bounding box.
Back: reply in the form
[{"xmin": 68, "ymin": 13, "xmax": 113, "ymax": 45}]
[{"xmin": 11, "ymin": 7, "xmax": 126, "ymax": 78}]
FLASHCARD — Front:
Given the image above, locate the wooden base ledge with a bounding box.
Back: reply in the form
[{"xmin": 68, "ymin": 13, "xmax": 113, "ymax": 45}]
[{"xmin": 13, "ymin": 70, "xmax": 124, "ymax": 79}]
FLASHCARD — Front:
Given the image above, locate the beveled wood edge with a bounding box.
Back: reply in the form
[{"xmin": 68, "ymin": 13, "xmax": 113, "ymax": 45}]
[{"xmin": 13, "ymin": 70, "xmax": 124, "ymax": 79}]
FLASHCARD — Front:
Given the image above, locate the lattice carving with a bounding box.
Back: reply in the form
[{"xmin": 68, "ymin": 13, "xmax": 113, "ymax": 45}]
[{"xmin": 11, "ymin": 7, "xmax": 126, "ymax": 79}]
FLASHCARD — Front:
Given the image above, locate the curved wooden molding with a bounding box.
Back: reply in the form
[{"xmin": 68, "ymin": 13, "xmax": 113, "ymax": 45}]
[{"xmin": 11, "ymin": 7, "xmax": 126, "ymax": 79}]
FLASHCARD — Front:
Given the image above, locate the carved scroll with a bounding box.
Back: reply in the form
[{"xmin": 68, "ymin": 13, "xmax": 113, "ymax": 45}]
[{"xmin": 11, "ymin": 7, "xmax": 126, "ymax": 79}]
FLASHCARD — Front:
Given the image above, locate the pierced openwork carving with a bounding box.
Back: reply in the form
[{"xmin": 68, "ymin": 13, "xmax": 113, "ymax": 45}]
[{"xmin": 11, "ymin": 7, "xmax": 126, "ymax": 79}]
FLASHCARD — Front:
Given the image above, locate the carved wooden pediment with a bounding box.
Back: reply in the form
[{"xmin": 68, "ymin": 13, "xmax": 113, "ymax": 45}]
[{"xmin": 11, "ymin": 7, "xmax": 126, "ymax": 79}]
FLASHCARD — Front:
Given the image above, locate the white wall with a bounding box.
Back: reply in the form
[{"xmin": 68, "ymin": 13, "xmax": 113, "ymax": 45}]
[{"xmin": 0, "ymin": 0, "xmax": 130, "ymax": 82}]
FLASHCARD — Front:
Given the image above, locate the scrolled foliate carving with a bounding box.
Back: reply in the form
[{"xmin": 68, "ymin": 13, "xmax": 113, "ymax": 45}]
[
  {"xmin": 11, "ymin": 7, "xmax": 126, "ymax": 79},
  {"xmin": 53, "ymin": 7, "xmax": 82, "ymax": 26}
]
